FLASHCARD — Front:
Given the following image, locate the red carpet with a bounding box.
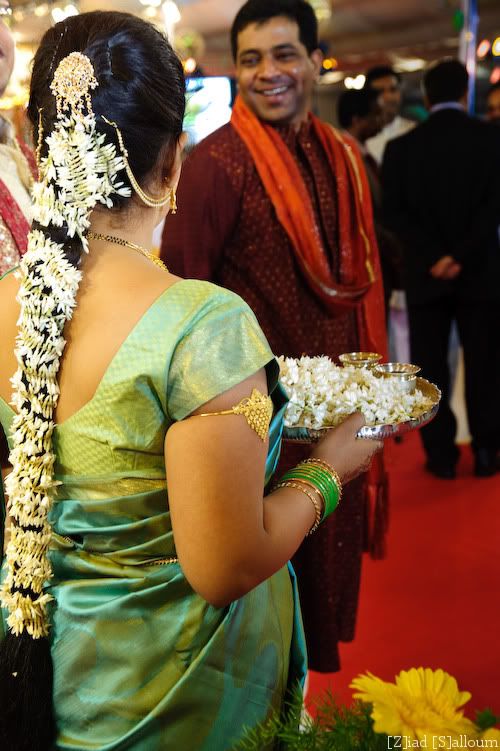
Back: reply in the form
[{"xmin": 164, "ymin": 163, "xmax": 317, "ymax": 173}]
[{"xmin": 308, "ymin": 432, "xmax": 500, "ymax": 717}]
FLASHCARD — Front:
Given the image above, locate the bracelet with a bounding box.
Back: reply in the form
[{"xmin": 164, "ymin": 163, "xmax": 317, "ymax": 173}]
[
  {"xmin": 300, "ymin": 458, "xmax": 343, "ymax": 506},
  {"xmin": 282, "ymin": 465, "xmax": 335, "ymax": 511},
  {"xmin": 283, "ymin": 463, "xmax": 340, "ymax": 518},
  {"xmin": 275, "ymin": 480, "xmax": 324, "ymax": 535}
]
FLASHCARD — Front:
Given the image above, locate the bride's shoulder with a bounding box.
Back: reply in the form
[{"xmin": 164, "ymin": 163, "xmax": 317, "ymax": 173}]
[{"xmin": 168, "ymin": 278, "xmax": 252, "ymax": 318}]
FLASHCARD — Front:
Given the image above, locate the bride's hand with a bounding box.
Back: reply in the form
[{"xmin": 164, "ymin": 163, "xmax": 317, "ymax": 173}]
[{"xmin": 309, "ymin": 412, "xmax": 383, "ymax": 485}]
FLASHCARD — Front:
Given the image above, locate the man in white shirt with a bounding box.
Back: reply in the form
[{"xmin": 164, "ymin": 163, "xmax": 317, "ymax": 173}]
[{"xmin": 365, "ymin": 65, "xmax": 414, "ymax": 165}]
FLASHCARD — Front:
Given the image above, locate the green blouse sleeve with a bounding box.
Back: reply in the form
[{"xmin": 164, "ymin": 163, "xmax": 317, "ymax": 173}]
[{"xmin": 167, "ymin": 286, "xmax": 278, "ymax": 421}]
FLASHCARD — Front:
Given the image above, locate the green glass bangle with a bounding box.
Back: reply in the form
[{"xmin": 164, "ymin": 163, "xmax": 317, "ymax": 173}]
[
  {"xmin": 296, "ymin": 465, "xmax": 340, "ymax": 517},
  {"xmin": 298, "ymin": 460, "xmax": 343, "ymax": 515},
  {"xmin": 281, "ymin": 466, "xmax": 330, "ymax": 492},
  {"xmin": 282, "ymin": 467, "xmax": 333, "ymax": 511},
  {"xmin": 281, "ymin": 465, "xmax": 340, "ymax": 520}
]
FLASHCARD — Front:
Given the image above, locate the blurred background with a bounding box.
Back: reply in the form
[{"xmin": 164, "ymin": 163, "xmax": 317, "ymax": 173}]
[{"xmin": 3, "ymin": 0, "xmax": 500, "ymax": 140}]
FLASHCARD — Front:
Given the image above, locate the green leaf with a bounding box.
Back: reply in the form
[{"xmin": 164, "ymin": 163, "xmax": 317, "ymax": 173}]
[
  {"xmin": 475, "ymin": 708, "xmax": 500, "ymax": 730},
  {"xmin": 237, "ymin": 688, "xmax": 389, "ymax": 750}
]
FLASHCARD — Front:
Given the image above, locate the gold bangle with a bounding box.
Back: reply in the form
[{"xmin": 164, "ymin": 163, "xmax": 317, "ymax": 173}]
[
  {"xmin": 301, "ymin": 458, "xmax": 343, "ymax": 504},
  {"xmin": 275, "ymin": 480, "xmax": 323, "ymax": 535}
]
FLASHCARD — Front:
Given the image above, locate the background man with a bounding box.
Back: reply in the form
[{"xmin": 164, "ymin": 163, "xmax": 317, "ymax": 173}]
[
  {"xmin": 338, "ymin": 88, "xmax": 402, "ymax": 312},
  {"xmin": 365, "ymin": 65, "xmax": 414, "ymax": 165},
  {"xmin": 161, "ymin": 0, "xmax": 388, "ymax": 674},
  {"xmin": 486, "ymin": 82, "xmax": 500, "ymax": 125},
  {"xmin": 383, "ymin": 59, "xmax": 500, "ymax": 479}
]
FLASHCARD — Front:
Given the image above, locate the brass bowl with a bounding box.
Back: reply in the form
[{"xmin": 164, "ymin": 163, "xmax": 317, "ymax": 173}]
[
  {"xmin": 373, "ymin": 363, "xmax": 421, "ymax": 393},
  {"xmin": 338, "ymin": 352, "xmax": 382, "ymax": 369}
]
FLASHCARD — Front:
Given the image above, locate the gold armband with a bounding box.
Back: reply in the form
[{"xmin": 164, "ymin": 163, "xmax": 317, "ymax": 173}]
[{"xmin": 199, "ymin": 388, "xmax": 273, "ymax": 441}]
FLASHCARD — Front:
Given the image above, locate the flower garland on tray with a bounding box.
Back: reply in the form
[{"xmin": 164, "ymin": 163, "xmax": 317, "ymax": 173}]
[{"xmin": 278, "ymin": 356, "xmax": 435, "ymax": 430}]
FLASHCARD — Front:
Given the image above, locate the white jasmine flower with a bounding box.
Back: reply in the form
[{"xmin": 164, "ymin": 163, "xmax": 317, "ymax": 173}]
[{"xmin": 278, "ymin": 356, "xmax": 434, "ymax": 429}]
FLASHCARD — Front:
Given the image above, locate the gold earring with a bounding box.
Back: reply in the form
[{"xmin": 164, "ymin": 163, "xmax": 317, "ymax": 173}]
[
  {"xmin": 35, "ymin": 109, "xmax": 44, "ymax": 171},
  {"xmin": 102, "ymin": 116, "xmax": 172, "ymax": 209},
  {"xmin": 170, "ymin": 188, "xmax": 177, "ymax": 214}
]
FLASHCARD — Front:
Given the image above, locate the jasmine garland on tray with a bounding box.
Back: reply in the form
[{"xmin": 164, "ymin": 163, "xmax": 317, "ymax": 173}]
[{"xmin": 278, "ymin": 356, "xmax": 435, "ymax": 429}]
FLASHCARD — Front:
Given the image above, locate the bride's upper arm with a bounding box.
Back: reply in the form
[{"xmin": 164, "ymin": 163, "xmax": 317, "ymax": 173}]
[{"xmin": 164, "ymin": 368, "xmax": 271, "ymax": 605}]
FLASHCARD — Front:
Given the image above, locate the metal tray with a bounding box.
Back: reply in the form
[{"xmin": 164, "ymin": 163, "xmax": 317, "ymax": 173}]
[{"xmin": 282, "ymin": 377, "xmax": 441, "ymax": 442}]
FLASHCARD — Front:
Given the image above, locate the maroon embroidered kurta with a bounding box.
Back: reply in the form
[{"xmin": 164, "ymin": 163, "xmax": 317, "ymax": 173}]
[{"xmin": 161, "ymin": 121, "xmax": 372, "ymax": 672}]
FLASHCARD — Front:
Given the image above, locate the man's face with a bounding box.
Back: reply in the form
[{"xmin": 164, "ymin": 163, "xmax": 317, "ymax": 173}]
[
  {"xmin": 362, "ymin": 101, "xmax": 384, "ymax": 140},
  {"xmin": 0, "ymin": 2, "xmax": 14, "ymax": 97},
  {"xmin": 369, "ymin": 74, "xmax": 401, "ymax": 124},
  {"xmin": 235, "ymin": 16, "xmax": 322, "ymax": 128},
  {"xmin": 486, "ymin": 88, "xmax": 500, "ymax": 125}
]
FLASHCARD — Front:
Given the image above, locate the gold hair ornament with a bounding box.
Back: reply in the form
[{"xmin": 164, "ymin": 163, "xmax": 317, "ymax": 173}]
[
  {"xmin": 50, "ymin": 51, "xmax": 98, "ymax": 120},
  {"xmin": 199, "ymin": 388, "xmax": 273, "ymax": 441},
  {"xmin": 101, "ymin": 115, "xmax": 176, "ymax": 210}
]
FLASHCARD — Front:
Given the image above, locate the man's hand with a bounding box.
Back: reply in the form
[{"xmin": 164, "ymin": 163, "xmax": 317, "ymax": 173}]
[{"xmin": 429, "ymin": 255, "xmax": 462, "ymax": 280}]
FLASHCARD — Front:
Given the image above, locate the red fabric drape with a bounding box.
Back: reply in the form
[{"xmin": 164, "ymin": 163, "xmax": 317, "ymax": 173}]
[{"xmin": 0, "ymin": 179, "xmax": 30, "ymax": 255}]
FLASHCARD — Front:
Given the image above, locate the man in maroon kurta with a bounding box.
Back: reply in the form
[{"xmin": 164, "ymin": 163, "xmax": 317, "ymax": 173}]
[{"xmin": 161, "ymin": 0, "xmax": 387, "ymax": 673}]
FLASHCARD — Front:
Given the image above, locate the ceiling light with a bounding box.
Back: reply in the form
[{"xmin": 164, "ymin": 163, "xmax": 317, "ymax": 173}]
[
  {"xmin": 394, "ymin": 58, "xmax": 426, "ymax": 73},
  {"xmin": 51, "ymin": 7, "xmax": 65, "ymax": 22},
  {"xmin": 184, "ymin": 57, "xmax": 196, "ymax": 75},
  {"xmin": 162, "ymin": 0, "xmax": 181, "ymax": 25},
  {"xmin": 492, "ymin": 37, "xmax": 500, "ymax": 57},
  {"xmin": 476, "ymin": 39, "xmax": 490, "ymax": 58},
  {"xmin": 344, "ymin": 74, "xmax": 365, "ymax": 90},
  {"xmin": 318, "ymin": 71, "xmax": 344, "ymax": 85},
  {"xmin": 309, "ymin": 0, "xmax": 332, "ymax": 23},
  {"xmin": 34, "ymin": 3, "xmax": 49, "ymax": 16}
]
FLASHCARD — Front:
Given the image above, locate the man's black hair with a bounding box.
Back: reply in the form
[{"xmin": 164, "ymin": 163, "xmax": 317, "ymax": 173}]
[
  {"xmin": 337, "ymin": 89, "xmax": 380, "ymax": 129},
  {"xmin": 365, "ymin": 65, "xmax": 401, "ymax": 88},
  {"xmin": 231, "ymin": 0, "xmax": 319, "ymax": 61},
  {"xmin": 424, "ymin": 59, "xmax": 468, "ymax": 106}
]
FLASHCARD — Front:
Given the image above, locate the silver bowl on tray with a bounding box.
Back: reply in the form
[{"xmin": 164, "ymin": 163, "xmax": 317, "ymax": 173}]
[
  {"xmin": 373, "ymin": 362, "xmax": 422, "ymax": 394},
  {"xmin": 282, "ymin": 377, "xmax": 442, "ymax": 442},
  {"xmin": 338, "ymin": 352, "xmax": 382, "ymax": 369}
]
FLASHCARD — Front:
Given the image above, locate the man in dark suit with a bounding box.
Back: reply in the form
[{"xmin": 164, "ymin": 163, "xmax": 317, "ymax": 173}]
[{"xmin": 382, "ymin": 59, "xmax": 500, "ymax": 478}]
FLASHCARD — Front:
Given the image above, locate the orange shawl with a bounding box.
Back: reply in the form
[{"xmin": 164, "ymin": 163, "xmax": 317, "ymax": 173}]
[
  {"xmin": 231, "ymin": 96, "xmax": 389, "ymax": 557},
  {"xmin": 231, "ymin": 95, "xmax": 387, "ymax": 357}
]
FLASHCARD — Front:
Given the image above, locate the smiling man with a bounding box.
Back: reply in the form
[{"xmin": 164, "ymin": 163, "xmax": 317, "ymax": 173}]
[{"xmin": 161, "ymin": 0, "xmax": 388, "ymax": 674}]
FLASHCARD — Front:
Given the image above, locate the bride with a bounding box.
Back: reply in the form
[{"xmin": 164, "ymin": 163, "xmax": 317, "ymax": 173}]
[{"xmin": 0, "ymin": 11, "xmax": 381, "ymax": 750}]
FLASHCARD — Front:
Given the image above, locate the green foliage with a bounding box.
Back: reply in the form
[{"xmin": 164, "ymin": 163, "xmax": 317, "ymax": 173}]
[
  {"xmin": 237, "ymin": 688, "xmax": 388, "ymax": 751},
  {"xmin": 475, "ymin": 708, "xmax": 500, "ymax": 731}
]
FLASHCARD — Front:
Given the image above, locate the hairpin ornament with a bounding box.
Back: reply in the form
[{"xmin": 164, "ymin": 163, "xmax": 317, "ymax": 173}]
[{"xmin": 50, "ymin": 51, "xmax": 98, "ymax": 120}]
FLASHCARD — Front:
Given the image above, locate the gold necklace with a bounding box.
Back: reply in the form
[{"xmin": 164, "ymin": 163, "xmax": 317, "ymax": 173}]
[{"xmin": 87, "ymin": 231, "xmax": 169, "ymax": 272}]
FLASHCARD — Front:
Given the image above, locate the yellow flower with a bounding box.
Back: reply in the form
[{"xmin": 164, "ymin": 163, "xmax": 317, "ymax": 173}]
[
  {"xmin": 480, "ymin": 728, "xmax": 500, "ymax": 742},
  {"xmin": 350, "ymin": 668, "xmax": 477, "ymax": 742}
]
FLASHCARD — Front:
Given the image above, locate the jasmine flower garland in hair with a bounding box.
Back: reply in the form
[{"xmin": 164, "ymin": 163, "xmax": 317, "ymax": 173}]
[
  {"xmin": 0, "ymin": 51, "xmax": 131, "ymax": 639},
  {"xmin": 1, "ymin": 233, "xmax": 81, "ymax": 636},
  {"xmin": 33, "ymin": 113, "xmax": 130, "ymax": 249}
]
